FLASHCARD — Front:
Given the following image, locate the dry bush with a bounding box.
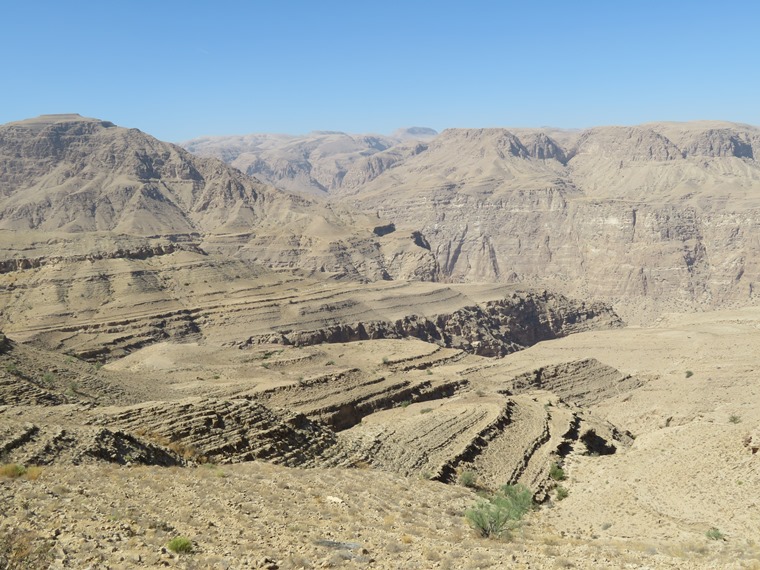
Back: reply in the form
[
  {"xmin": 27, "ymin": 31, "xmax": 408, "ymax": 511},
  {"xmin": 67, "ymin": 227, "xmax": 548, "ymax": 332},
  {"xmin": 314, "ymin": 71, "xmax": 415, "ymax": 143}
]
[
  {"xmin": 24, "ymin": 466, "xmax": 43, "ymax": 481},
  {"xmin": 0, "ymin": 528, "xmax": 53, "ymax": 569},
  {"xmin": 0, "ymin": 464, "xmax": 26, "ymax": 479}
]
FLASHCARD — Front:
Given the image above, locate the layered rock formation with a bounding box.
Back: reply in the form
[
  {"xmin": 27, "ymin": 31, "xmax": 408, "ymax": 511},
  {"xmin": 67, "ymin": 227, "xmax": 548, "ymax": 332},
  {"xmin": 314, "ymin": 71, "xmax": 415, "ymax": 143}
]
[
  {"xmin": 246, "ymin": 290, "xmax": 622, "ymax": 357},
  {"xmin": 187, "ymin": 121, "xmax": 760, "ymax": 316},
  {"xmin": 0, "ymin": 114, "xmax": 436, "ymax": 282},
  {"xmin": 336, "ymin": 122, "xmax": 760, "ymax": 312}
]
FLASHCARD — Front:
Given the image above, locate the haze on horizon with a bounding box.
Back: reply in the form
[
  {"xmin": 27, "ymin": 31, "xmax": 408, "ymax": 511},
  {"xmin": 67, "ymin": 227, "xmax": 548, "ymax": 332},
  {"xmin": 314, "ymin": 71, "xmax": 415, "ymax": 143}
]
[{"xmin": 3, "ymin": 1, "xmax": 760, "ymax": 141}]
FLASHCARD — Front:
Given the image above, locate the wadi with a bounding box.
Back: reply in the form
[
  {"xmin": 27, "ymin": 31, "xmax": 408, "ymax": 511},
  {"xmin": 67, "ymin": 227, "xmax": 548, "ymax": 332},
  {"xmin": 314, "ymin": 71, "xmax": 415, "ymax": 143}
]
[{"xmin": 0, "ymin": 113, "xmax": 758, "ymax": 569}]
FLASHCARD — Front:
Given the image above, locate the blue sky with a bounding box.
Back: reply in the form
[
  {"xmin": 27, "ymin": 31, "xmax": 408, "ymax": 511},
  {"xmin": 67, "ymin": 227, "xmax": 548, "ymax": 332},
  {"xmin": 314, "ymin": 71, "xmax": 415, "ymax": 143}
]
[{"xmin": 2, "ymin": 1, "xmax": 759, "ymax": 141}]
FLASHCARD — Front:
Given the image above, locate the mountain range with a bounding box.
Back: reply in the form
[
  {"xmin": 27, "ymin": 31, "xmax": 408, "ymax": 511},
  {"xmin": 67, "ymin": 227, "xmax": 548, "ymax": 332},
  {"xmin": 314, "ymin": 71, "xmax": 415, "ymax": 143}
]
[
  {"xmin": 2, "ymin": 113, "xmax": 760, "ymax": 568},
  {"xmin": 182, "ymin": 119, "xmax": 760, "ymax": 320}
]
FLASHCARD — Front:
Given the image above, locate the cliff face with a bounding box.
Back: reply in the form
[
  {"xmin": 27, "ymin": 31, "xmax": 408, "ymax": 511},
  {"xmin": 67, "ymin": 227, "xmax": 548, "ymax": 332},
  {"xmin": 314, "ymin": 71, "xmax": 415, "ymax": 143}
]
[
  {"xmin": 186, "ymin": 121, "xmax": 760, "ymax": 310},
  {"xmin": 329, "ymin": 122, "xmax": 760, "ymax": 310},
  {"xmin": 243, "ymin": 291, "xmax": 623, "ymax": 358}
]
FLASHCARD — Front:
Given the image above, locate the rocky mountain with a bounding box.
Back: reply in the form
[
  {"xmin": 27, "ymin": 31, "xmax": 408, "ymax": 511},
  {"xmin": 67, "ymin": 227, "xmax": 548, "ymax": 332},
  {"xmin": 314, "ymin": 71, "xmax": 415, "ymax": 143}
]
[
  {"xmin": 182, "ymin": 127, "xmax": 438, "ymax": 195},
  {"xmin": 3, "ymin": 114, "xmax": 760, "ymax": 569},
  {"xmin": 327, "ymin": 122, "xmax": 760, "ymax": 318},
  {"xmin": 0, "ymin": 114, "xmax": 436, "ymax": 281},
  {"xmin": 185, "ymin": 121, "xmax": 760, "ymax": 317}
]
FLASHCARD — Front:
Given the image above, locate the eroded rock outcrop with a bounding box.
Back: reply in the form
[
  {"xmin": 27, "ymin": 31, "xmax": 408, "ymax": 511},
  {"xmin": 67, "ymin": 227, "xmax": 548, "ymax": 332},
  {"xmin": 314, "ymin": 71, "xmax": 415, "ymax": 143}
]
[
  {"xmin": 507, "ymin": 358, "xmax": 644, "ymax": 407},
  {"xmin": 95, "ymin": 398, "xmax": 337, "ymax": 466},
  {"xmin": 244, "ymin": 291, "xmax": 623, "ymax": 357}
]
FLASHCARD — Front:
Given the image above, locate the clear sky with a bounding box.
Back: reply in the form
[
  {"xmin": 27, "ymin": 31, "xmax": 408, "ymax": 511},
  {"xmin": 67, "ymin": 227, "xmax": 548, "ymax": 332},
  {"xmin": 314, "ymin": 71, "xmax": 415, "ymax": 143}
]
[{"xmin": 2, "ymin": 1, "xmax": 759, "ymax": 141}]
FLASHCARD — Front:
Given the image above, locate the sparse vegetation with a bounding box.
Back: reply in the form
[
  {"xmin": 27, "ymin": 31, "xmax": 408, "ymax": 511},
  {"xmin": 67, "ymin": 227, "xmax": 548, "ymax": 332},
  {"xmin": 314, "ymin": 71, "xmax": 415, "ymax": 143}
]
[
  {"xmin": 555, "ymin": 486, "xmax": 569, "ymax": 501},
  {"xmin": 167, "ymin": 441, "xmax": 199, "ymax": 461},
  {"xmin": 399, "ymin": 400, "xmax": 411, "ymax": 408},
  {"xmin": 0, "ymin": 528, "xmax": 52, "ymax": 569},
  {"xmin": 42, "ymin": 372, "xmax": 55, "ymax": 385},
  {"xmin": 0, "ymin": 463, "xmax": 41, "ymax": 481},
  {"xmin": 420, "ymin": 407, "xmax": 433, "ymax": 414},
  {"xmin": 0, "ymin": 463, "xmax": 26, "ymax": 479},
  {"xmin": 549, "ymin": 463, "xmax": 566, "ymax": 481},
  {"xmin": 325, "ymin": 360, "xmax": 335, "ymax": 366},
  {"xmin": 4, "ymin": 362, "xmax": 18, "ymax": 375},
  {"xmin": 167, "ymin": 536, "xmax": 193, "ymax": 554},
  {"xmin": 729, "ymin": 414, "xmax": 741, "ymax": 424},
  {"xmin": 24, "ymin": 466, "xmax": 43, "ymax": 481},
  {"xmin": 706, "ymin": 527, "xmax": 724, "ymax": 541},
  {"xmin": 685, "ymin": 370, "xmax": 694, "ymax": 378},
  {"xmin": 465, "ymin": 484, "xmax": 534, "ymax": 539},
  {"xmin": 458, "ymin": 470, "xmax": 477, "ymax": 488},
  {"xmin": 382, "ymin": 356, "xmax": 390, "ymax": 364}
]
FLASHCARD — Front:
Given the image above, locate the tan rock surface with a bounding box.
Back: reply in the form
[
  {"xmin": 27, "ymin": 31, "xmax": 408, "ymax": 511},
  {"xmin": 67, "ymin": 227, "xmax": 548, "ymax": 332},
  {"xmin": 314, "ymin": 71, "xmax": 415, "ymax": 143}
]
[
  {"xmin": 0, "ymin": 115, "xmax": 436, "ymax": 283},
  {"xmin": 2, "ymin": 308, "xmax": 760, "ymax": 567},
  {"xmin": 2, "ymin": 114, "xmax": 759, "ymax": 569},
  {"xmin": 187, "ymin": 121, "xmax": 760, "ymax": 320}
]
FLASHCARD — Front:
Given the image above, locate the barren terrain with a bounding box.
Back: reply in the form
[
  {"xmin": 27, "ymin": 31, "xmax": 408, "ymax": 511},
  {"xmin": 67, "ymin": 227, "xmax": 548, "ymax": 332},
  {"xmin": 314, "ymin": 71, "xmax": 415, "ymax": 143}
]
[
  {"xmin": 2, "ymin": 311, "xmax": 759, "ymax": 569},
  {"xmin": 1, "ymin": 114, "xmax": 759, "ymax": 569}
]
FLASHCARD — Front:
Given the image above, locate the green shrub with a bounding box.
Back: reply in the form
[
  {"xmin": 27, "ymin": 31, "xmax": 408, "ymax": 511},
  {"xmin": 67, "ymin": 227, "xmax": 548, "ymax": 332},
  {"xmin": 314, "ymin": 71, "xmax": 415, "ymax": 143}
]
[
  {"xmin": 555, "ymin": 486, "xmax": 569, "ymax": 501},
  {"xmin": 465, "ymin": 484, "xmax": 534, "ymax": 539},
  {"xmin": 729, "ymin": 414, "xmax": 741, "ymax": 424},
  {"xmin": 549, "ymin": 463, "xmax": 566, "ymax": 481},
  {"xmin": 419, "ymin": 407, "xmax": 433, "ymax": 414},
  {"xmin": 685, "ymin": 370, "xmax": 694, "ymax": 378},
  {"xmin": 167, "ymin": 536, "xmax": 193, "ymax": 554},
  {"xmin": 42, "ymin": 372, "xmax": 55, "ymax": 385},
  {"xmin": 458, "ymin": 470, "xmax": 477, "ymax": 488},
  {"xmin": 706, "ymin": 527, "xmax": 724, "ymax": 541}
]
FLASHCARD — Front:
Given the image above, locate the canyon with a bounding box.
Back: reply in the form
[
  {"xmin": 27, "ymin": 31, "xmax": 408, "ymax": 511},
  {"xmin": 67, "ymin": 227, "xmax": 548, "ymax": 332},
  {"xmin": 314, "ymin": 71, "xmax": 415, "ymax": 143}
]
[{"xmin": 0, "ymin": 114, "xmax": 758, "ymax": 569}]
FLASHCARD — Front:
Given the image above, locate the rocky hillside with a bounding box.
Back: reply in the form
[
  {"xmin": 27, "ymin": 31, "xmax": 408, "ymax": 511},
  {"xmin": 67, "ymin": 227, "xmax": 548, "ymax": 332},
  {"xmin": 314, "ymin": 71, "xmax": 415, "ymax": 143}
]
[
  {"xmin": 339, "ymin": 122, "xmax": 760, "ymax": 313},
  {"xmin": 187, "ymin": 121, "xmax": 760, "ymax": 315},
  {"xmin": 0, "ymin": 115, "xmax": 435, "ymax": 281},
  {"xmin": 2, "ymin": 309, "xmax": 759, "ymax": 569}
]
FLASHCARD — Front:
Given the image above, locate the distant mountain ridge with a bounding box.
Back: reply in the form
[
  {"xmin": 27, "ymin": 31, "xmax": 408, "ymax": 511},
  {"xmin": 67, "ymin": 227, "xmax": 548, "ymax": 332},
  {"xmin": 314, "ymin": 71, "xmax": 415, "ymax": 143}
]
[
  {"xmin": 5, "ymin": 114, "xmax": 760, "ymax": 320},
  {"xmin": 182, "ymin": 120, "xmax": 760, "ymax": 317},
  {"xmin": 182, "ymin": 127, "xmax": 438, "ymax": 195}
]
